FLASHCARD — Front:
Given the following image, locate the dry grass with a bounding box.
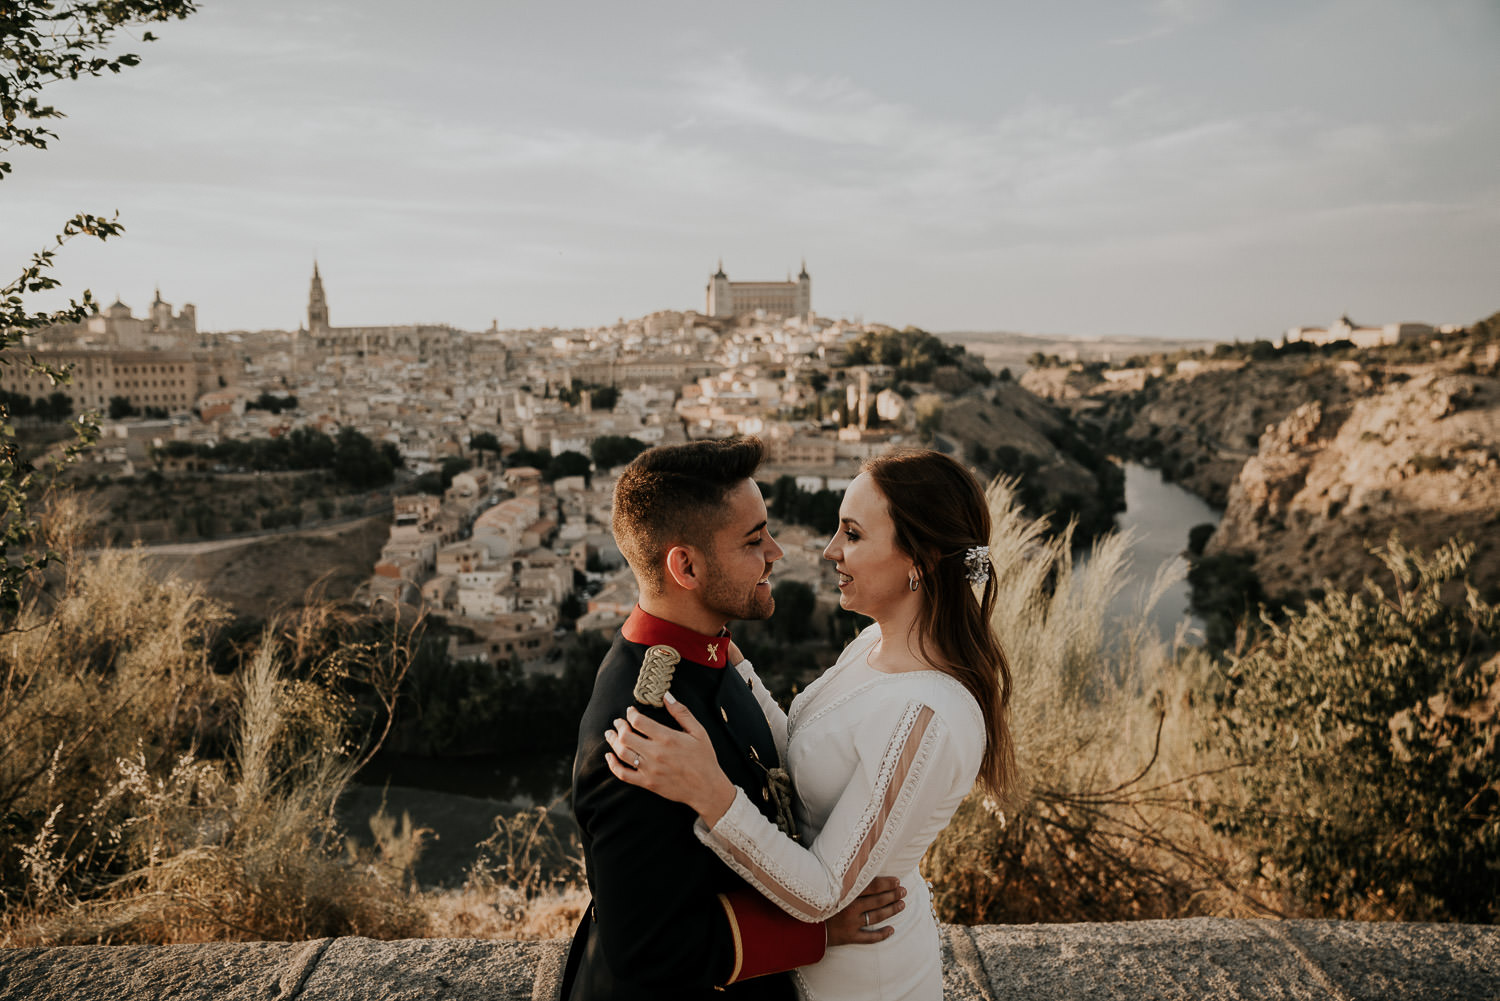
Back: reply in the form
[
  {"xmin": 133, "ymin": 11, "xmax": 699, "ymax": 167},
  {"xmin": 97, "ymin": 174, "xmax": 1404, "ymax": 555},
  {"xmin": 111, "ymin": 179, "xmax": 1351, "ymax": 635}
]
[
  {"xmin": 924, "ymin": 477, "xmax": 1269, "ymax": 923},
  {"xmin": 421, "ymin": 806, "xmax": 588, "ymax": 940},
  {"xmin": 0, "ymin": 497, "xmax": 435, "ymax": 945},
  {"xmin": 0, "ymin": 493, "xmax": 590, "ymax": 946}
]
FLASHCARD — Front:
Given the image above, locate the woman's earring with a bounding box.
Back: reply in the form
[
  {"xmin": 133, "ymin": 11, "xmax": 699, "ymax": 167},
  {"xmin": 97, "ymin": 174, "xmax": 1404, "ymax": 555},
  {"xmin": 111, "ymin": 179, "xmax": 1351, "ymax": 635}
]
[{"xmin": 909, "ymin": 573, "xmax": 919, "ymax": 592}]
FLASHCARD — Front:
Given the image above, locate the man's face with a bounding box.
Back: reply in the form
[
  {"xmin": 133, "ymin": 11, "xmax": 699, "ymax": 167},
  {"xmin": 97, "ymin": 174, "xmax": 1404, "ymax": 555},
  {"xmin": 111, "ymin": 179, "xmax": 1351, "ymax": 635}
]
[{"xmin": 698, "ymin": 478, "xmax": 784, "ymax": 622}]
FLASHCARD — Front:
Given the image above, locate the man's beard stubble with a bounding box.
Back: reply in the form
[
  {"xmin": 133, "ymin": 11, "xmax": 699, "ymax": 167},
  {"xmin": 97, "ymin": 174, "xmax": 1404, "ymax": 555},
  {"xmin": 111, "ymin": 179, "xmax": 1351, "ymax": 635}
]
[{"xmin": 700, "ymin": 565, "xmax": 775, "ymax": 623}]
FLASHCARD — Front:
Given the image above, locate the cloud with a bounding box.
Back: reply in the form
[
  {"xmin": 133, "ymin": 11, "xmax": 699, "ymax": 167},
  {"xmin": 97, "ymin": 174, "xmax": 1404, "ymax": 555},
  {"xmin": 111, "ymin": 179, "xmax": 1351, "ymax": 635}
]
[{"xmin": 1108, "ymin": 0, "xmax": 1222, "ymax": 45}]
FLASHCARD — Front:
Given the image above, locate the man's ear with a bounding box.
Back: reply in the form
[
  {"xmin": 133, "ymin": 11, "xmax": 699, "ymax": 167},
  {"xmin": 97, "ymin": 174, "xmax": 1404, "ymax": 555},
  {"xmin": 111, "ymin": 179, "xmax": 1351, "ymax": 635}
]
[{"xmin": 665, "ymin": 545, "xmax": 702, "ymax": 591}]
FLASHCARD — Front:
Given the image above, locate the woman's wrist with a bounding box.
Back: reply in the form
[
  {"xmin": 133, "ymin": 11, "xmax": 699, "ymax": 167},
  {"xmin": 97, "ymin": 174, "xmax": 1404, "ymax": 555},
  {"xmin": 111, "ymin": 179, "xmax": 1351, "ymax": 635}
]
[{"xmin": 697, "ymin": 775, "xmax": 737, "ymax": 828}]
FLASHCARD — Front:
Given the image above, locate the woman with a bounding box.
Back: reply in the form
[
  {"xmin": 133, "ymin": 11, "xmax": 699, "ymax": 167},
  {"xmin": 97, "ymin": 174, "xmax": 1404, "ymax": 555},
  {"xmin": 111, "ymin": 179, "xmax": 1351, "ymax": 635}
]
[{"xmin": 604, "ymin": 450, "xmax": 1016, "ymax": 1000}]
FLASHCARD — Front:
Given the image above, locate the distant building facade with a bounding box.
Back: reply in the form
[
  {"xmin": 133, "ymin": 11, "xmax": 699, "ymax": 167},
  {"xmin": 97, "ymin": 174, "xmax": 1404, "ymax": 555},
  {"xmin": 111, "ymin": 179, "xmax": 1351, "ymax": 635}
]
[
  {"xmin": 302, "ymin": 262, "xmax": 463, "ymax": 360},
  {"xmin": 30, "ymin": 288, "xmax": 198, "ymax": 352},
  {"xmin": 1281, "ymin": 315, "xmax": 1436, "ymax": 349},
  {"xmin": 0, "ymin": 347, "xmax": 241, "ymax": 414},
  {"xmin": 86, "ymin": 288, "xmax": 198, "ymax": 348},
  {"xmin": 705, "ymin": 260, "xmax": 811, "ymax": 322}
]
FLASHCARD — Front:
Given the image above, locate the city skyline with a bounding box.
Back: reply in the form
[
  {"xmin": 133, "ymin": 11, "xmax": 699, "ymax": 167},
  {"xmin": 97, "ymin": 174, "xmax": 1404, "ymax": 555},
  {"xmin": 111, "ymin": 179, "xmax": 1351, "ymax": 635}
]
[{"xmin": 3, "ymin": 0, "xmax": 1498, "ymax": 339}]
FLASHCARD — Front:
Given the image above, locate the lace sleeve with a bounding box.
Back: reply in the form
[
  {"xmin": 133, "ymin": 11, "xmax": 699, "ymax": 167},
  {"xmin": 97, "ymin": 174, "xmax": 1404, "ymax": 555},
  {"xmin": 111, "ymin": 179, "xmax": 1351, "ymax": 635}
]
[
  {"xmin": 733, "ymin": 658, "xmax": 787, "ymax": 760},
  {"xmin": 694, "ymin": 696, "xmax": 968, "ymax": 922}
]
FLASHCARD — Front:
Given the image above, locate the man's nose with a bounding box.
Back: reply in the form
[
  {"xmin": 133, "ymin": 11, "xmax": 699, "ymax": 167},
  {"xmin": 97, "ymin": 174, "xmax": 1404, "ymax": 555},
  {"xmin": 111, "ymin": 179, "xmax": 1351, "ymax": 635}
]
[{"xmin": 766, "ymin": 532, "xmax": 785, "ymax": 563}]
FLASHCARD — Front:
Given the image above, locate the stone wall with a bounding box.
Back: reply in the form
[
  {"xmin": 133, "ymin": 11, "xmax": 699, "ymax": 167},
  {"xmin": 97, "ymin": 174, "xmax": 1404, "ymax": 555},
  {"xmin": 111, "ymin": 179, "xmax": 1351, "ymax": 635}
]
[{"xmin": 2, "ymin": 920, "xmax": 1497, "ymax": 1000}]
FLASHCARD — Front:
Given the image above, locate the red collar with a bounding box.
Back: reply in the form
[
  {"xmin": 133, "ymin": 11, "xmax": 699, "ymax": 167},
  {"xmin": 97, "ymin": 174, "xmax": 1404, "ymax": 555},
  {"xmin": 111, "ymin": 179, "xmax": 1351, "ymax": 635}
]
[{"xmin": 623, "ymin": 606, "xmax": 732, "ymax": 669}]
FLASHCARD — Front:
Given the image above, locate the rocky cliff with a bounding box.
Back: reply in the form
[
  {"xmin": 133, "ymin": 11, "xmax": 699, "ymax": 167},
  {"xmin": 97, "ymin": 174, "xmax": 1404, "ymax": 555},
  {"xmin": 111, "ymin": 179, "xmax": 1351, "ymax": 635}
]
[
  {"xmin": 1025, "ymin": 337, "xmax": 1500, "ymax": 604},
  {"xmin": 1025, "ymin": 356, "xmax": 1374, "ymax": 508},
  {"xmin": 1207, "ymin": 366, "xmax": 1499, "ymax": 599}
]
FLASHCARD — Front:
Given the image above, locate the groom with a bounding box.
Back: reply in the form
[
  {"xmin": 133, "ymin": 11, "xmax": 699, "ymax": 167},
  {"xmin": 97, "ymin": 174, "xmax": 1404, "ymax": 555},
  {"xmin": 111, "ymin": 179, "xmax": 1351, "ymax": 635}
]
[{"xmin": 560, "ymin": 437, "xmax": 900, "ymax": 1001}]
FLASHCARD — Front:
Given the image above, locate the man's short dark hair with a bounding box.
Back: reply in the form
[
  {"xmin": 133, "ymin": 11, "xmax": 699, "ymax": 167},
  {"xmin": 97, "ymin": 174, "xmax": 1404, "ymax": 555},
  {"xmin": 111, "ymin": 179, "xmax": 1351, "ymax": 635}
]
[{"xmin": 612, "ymin": 436, "xmax": 764, "ymax": 594}]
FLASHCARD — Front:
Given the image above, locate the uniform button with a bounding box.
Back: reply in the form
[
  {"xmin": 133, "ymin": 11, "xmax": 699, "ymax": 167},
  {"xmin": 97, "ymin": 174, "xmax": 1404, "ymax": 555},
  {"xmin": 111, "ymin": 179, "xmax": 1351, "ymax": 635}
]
[
  {"xmin": 762, "ymin": 787, "xmax": 770, "ymax": 802},
  {"xmin": 749, "ymin": 746, "xmax": 760, "ymax": 761},
  {"xmin": 720, "ymin": 707, "xmax": 729, "ymax": 723}
]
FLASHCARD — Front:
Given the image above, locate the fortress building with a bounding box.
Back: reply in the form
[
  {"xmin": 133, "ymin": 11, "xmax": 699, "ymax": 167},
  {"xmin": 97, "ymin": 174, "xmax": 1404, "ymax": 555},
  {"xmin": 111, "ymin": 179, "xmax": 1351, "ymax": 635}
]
[
  {"xmin": 0, "ymin": 347, "xmax": 241, "ymax": 415},
  {"xmin": 302, "ymin": 262, "xmax": 462, "ymax": 360},
  {"xmin": 705, "ymin": 260, "xmax": 811, "ymax": 322},
  {"xmin": 2, "ymin": 286, "xmax": 236, "ymax": 416},
  {"xmin": 35, "ymin": 288, "xmax": 198, "ymax": 350}
]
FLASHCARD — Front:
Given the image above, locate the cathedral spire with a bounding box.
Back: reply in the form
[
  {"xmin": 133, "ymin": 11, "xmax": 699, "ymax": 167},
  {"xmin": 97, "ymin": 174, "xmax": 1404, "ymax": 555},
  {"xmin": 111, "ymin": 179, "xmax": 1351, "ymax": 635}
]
[{"xmin": 308, "ymin": 260, "xmax": 329, "ymax": 333}]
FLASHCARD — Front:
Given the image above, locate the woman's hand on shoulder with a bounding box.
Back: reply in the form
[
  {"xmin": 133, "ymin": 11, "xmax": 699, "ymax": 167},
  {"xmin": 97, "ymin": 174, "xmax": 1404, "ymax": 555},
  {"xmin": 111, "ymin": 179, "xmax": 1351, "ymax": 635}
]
[{"xmin": 604, "ymin": 693, "xmax": 737, "ymax": 825}]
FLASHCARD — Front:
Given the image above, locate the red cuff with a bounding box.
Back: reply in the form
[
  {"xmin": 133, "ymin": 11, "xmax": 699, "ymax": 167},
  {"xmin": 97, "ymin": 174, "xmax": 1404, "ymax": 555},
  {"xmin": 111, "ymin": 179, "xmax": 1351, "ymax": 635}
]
[{"xmin": 717, "ymin": 888, "xmax": 826, "ymax": 984}]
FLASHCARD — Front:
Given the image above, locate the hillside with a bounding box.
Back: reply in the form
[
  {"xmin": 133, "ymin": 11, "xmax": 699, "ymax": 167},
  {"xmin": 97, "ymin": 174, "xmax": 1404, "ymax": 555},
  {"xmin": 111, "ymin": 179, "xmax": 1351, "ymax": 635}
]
[
  {"xmin": 1207, "ymin": 367, "xmax": 1500, "ymax": 600},
  {"xmin": 923, "ymin": 376, "xmax": 1124, "ymax": 539},
  {"xmin": 1023, "ymin": 329, "xmax": 1500, "ymax": 604},
  {"xmin": 132, "ymin": 516, "xmax": 392, "ymax": 620},
  {"xmin": 1024, "ymin": 356, "xmax": 1372, "ymax": 507}
]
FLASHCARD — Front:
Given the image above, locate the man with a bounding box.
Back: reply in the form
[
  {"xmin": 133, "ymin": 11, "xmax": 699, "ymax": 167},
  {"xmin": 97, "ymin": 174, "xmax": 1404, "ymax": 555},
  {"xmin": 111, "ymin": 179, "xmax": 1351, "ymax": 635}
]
[{"xmin": 561, "ymin": 437, "xmax": 901, "ymax": 1000}]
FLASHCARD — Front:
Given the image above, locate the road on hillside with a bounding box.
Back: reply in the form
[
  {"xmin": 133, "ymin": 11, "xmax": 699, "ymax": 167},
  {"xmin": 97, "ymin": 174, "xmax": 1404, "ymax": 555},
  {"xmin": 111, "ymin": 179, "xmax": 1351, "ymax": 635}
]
[{"xmin": 93, "ymin": 513, "xmax": 391, "ymax": 557}]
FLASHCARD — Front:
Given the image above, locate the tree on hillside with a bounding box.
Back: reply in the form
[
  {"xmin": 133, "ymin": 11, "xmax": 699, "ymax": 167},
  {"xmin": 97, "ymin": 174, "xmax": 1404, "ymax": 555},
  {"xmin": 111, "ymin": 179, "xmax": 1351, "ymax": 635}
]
[
  {"xmin": 2, "ymin": 0, "xmax": 198, "ymax": 610},
  {"xmin": 768, "ymin": 580, "xmax": 816, "ymax": 642},
  {"xmin": 107, "ymin": 396, "xmax": 138, "ymax": 420},
  {"xmin": 469, "ymin": 431, "xmax": 501, "ymax": 454},
  {"xmin": 546, "ymin": 449, "xmax": 591, "ymax": 485},
  {"xmin": 590, "ymin": 434, "xmax": 648, "ymax": 470},
  {"xmin": 327, "ymin": 428, "xmax": 396, "ymax": 488},
  {"xmin": 505, "ymin": 447, "xmax": 551, "ymax": 470}
]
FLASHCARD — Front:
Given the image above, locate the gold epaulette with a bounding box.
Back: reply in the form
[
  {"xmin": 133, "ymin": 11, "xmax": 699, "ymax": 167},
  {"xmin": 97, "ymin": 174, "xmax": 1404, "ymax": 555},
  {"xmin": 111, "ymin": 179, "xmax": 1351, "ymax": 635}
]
[{"xmin": 633, "ymin": 644, "xmax": 680, "ymax": 706}]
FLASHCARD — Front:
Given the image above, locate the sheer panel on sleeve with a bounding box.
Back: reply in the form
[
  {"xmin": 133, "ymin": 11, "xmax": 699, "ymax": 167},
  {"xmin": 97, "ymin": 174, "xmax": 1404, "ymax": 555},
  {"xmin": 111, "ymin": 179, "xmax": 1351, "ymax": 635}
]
[{"xmin": 695, "ymin": 697, "xmax": 962, "ymax": 923}]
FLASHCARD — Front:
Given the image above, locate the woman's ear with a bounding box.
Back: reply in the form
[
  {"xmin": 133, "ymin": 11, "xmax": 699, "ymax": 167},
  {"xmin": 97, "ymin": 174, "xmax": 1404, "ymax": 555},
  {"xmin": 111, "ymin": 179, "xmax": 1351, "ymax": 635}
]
[{"xmin": 665, "ymin": 545, "xmax": 701, "ymax": 590}]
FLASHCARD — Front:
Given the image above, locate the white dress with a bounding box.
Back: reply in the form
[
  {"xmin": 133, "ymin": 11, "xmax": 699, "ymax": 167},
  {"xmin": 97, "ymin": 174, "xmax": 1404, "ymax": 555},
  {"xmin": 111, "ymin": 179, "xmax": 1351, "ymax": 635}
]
[{"xmin": 699, "ymin": 625, "xmax": 985, "ymax": 1001}]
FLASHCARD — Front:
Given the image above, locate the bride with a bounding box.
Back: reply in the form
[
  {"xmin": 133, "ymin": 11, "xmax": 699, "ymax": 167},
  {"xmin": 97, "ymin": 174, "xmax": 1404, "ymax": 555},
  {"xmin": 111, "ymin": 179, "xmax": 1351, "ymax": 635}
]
[{"xmin": 605, "ymin": 449, "xmax": 1016, "ymax": 1000}]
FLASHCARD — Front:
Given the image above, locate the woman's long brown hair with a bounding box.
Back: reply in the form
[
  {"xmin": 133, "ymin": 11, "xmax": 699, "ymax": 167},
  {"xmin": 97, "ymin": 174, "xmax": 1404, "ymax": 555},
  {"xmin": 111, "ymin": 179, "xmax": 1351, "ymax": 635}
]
[{"xmin": 864, "ymin": 450, "xmax": 1016, "ymax": 800}]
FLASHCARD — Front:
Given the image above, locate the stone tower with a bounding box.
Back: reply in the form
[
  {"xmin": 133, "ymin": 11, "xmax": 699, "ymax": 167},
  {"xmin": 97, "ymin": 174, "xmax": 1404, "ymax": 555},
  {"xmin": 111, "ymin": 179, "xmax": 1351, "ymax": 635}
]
[
  {"xmin": 796, "ymin": 260, "xmax": 811, "ymax": 321},
  {"xmin": 308, "ymin": 261, "xmax": 329, "ymax": 333},
  {"xmin": 150, "ymin": 286, "xmax": 172, "ymax": 331},
  {"xmin": 706, "ymin": 260, "xmax": 732, "ymax": 318}
]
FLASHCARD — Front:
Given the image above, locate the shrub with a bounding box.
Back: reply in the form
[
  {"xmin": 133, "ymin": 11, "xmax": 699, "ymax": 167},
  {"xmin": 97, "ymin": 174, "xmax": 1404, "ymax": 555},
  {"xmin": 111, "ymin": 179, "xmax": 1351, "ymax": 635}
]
[
  {"xmin": 1187, "ymin": 523, "xmax": 1215, "ymax": 557},
  {"xmin": 1206, "ymin": 537, "xmax": 1499, "ymax": 921}
]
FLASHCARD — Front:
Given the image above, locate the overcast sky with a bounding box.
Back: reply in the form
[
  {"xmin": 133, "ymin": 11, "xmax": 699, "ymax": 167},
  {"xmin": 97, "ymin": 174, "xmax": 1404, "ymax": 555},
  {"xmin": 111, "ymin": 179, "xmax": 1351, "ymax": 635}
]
[{"xmin": 4, "ymin": 0, "xmax": 1497, "ymax": 339}]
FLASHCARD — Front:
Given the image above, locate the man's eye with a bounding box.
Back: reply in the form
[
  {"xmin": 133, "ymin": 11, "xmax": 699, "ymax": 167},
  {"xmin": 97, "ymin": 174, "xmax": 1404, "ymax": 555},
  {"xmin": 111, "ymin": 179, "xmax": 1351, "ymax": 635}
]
[{"xmin": 748, "ymin": 536, "xmax": 763, "ymax": 546}]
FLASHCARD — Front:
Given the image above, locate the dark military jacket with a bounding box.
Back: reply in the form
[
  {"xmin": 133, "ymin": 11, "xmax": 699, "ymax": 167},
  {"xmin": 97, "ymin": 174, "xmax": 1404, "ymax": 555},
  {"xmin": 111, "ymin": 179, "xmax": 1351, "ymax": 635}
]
[{"xmin": 562, "ymin": 607, "xmax": 824, "ymax": 1001}]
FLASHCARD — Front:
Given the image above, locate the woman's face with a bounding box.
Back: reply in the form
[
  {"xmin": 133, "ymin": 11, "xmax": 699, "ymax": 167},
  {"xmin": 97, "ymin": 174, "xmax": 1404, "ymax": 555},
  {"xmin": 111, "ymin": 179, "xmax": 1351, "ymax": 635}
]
[{"xmin": 822, "ymin": 472, "xmax": 916, "ymax": 621}]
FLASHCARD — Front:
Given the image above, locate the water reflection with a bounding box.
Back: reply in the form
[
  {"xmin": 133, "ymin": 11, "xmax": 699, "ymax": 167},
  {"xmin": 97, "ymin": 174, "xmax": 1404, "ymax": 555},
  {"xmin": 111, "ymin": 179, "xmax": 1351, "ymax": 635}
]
[
  {"xmin": 1107, "ymin": 462, "xmax": 1222, "ymax": 643},
  {"xmin": 358, "ymin": 749, "xmax": 573, "ymax": 808}
]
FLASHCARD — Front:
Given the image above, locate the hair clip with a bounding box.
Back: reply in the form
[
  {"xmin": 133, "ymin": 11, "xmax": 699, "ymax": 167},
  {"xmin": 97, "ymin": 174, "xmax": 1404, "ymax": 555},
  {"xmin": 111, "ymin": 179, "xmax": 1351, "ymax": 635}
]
[{"xmin": 964, "ymin": 545, "xmax": 991, "ymax": 586}]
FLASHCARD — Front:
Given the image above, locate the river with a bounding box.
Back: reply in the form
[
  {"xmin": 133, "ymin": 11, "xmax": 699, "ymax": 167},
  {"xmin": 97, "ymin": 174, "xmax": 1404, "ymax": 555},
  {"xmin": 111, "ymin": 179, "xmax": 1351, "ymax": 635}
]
[{"xmin": 1105, "ymin": 461, "xmax": 1222, "ymax": 643}]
